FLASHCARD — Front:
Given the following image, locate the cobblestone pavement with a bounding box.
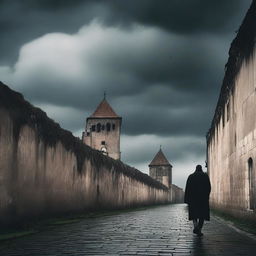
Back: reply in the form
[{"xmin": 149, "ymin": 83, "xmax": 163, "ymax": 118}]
[{"xmin": 0, "ymin": 204, "xmax": 256, "ymax": 256}]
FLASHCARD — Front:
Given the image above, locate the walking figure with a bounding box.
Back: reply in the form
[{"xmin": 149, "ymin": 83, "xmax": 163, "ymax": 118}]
[{"xmin": 184, "ymin": 165, "xmax": 211, "ymax": 237}]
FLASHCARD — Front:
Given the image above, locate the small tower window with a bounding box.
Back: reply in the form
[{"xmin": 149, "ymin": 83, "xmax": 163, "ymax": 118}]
[
  {"xmin": 91, "ymin": 125, "xmax": 96, "ymax": 132},
  {"xmin": 101, "ymin": 141, "xmax": 105, "ymax": 145},
  {"xmin": 112, "ymin": 124, "xmax": 116, "ymax": 130},
  {"xmin": 106, "ymin": 123, "xmax": 111, "ymax": 131},
  {"xmin": 102, "ymin": 124, "xmax": 105, "ymax": 130},
  {"xmin": 97, "ymin": 123, "xmax": 101, "ymax": 132}
]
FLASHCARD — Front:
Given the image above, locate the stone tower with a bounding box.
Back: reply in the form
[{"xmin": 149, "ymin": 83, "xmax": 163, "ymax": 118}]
[
  {"xmin": 149, "ymin": 148, "xmax": 172, "ymax": 188},
  {"xmin": 82, "ymin": 97, "xmax": 122, "ymax": 160}
]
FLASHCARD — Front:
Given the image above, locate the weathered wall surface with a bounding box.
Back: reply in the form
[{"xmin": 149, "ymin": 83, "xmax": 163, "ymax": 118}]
[
  {"xmin": 207, "ymin": 55, "xmax": 256, "ymax": 220},
  {"xmin": 207, "ymin": 2, "xmax": 256, "ymax": 221},
  {"xmin": 0, "ymin": 82, "xmax": 169, "ymax": 225},
  {"xmin": 170, "ymin": 184, "xmax": 184, "ymax": 204}
]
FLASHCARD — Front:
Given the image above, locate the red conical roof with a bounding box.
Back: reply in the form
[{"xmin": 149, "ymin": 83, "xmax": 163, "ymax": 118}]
[
  {"xmin": 90, "ymin": 99, "xmax": 120, "ymax": 118},
  {"xmin": 149, "ymin": 149, "xmax": 172, "ymax": 167}
]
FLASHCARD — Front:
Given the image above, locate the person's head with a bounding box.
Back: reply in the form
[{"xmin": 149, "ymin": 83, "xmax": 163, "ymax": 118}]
[{"xmin": 196, "ymin": 165, "xmax": 202, "ymax": 172}]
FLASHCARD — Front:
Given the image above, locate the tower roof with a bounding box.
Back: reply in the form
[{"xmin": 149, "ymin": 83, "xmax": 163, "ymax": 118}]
[
  {"xmin": 149, "ymin": 149, "xmax": 172, "ymax": 167},
  {"xmin": 90, "ymin": 98, "xmax": 120, "ymax": 118}
]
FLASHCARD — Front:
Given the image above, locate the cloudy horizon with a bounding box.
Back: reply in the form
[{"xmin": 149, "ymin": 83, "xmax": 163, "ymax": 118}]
[{"xmin": 0, "ymin": 0, "xmax": 252, "ymax": 188}]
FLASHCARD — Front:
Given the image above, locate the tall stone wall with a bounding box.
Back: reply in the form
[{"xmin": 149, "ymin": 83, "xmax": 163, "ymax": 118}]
[
  {"xmin": 0, "ymin": 82, "xmax": 169, "ymax": 225},
  {"xmin": 207, "ymin": 1, "xmax": 256, "ymax": 221},
  {"xmin": 207, "ymin": 54, "xmax": 256, "ymax": 220}
]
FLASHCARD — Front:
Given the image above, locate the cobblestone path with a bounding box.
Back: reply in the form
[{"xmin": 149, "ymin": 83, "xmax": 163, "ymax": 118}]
[{"xmin": 0, "ymin": 204, "xmax": 256, "ymax": 256}]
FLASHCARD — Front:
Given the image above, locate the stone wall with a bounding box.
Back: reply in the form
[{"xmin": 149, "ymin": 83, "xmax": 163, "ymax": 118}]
[
  {"xmin": 207, "ymin": 53, "xmax": 256, "ymax": 221},
  {"xmin": 207, "ymin": 1, "xmax": 256, "ymax": 221},
  {"xmin": 0, "ymin": 82, "xmax": 169, "ymax": 225},
  {"xmin": 170, "ymin": 184, "xmax": 184, "ymax": 204}
]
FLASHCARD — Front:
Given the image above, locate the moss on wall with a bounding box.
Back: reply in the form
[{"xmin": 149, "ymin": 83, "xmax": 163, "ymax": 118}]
[
  {"xmin": 207, "ymin": 0, "xmax": 256, "ymax": 142},
  {"xmin": 0, "ymin": 81, "xmax": 167, "ymax": 191}
]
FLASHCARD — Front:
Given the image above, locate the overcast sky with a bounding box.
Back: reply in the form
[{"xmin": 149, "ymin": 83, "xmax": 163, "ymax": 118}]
[{"xmin": 0, "ymin": 0, "xmax": 252, "ymax": 188}]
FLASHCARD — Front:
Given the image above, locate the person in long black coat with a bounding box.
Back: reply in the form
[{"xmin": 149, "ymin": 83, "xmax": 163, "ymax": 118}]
[{"xmin": 184, "ymin": 165, "xmax": 211, "ymax": 236}]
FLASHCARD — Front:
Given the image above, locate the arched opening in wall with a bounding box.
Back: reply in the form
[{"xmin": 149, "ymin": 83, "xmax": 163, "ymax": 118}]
[
  {"xmin": 101, "ymin": 146, "xmax": 108, "ymax": 156},
  {"xmin": 97, "ymin": 123, "xmax": 101, "ymax": 132},
  {"xmin": 112, "ymin": 124, "xmax": 116, "ymax": 130},
  {"xmin": 248, "ymin": 158, "xmax": 255, "ymax": 210},
  {"xmin": 106, "ymin": 123, "xmax": 111, "ymax": 131}
]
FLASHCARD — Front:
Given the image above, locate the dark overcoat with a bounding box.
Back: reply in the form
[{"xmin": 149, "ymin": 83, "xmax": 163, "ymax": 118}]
[{"xmin": 184, "ymin": 170, "xmax": 211, "ymax": 220}]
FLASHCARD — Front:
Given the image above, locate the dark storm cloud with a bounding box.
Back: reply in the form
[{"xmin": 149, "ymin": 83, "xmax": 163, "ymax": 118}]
[
  {"xmin": 109, "ymin": 0, "xmax": 250, "ymax": 34},
  {"xmin": 0, "ymin": 17, "xmax": 245, "ymax": 137},
  {"xmin": 0, "ymin": 0, "xmax": 250, "ymax": 65},
  {"xmin": 0, "ymin": 0, "xmax": 111, "ymax": 65},
  {"xmin": 4, "ymin": 25, "xmax": 225, "ymax": 103},
  {"xmin": 121, "ymin": 104, "xmax": 212, "ymax": 136},
  {"xmin": 121, "ymin": 135, "xmax": 205, "ymax": 164}
]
